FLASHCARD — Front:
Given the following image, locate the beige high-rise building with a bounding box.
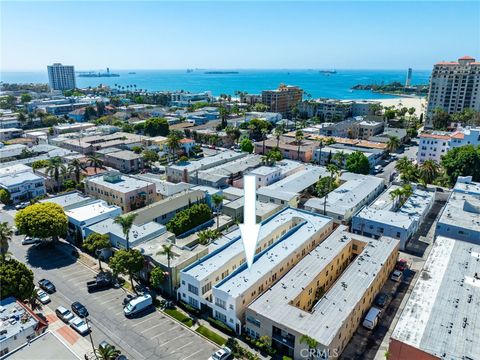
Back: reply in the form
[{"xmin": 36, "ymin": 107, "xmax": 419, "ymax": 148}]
[
  {"xmin": 262, "ymin": 84, "xmax": 303, "ymax": 116},
  {"xmin": 425, "ymin": 56, "xmax": 480, "ymax": 128}
]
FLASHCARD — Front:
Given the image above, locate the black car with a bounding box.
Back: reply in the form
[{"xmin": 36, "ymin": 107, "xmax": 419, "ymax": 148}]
[
  {"xmin": 374, "ymin": 292, "xmax": 389, "ymax": 308},
  {"xmin": 38, "ymin": 279, "xmax": 56, "ymax": 293},
  {"xmin": 71, "ymin": 302, "xmax": 89, "ymax": 318}
]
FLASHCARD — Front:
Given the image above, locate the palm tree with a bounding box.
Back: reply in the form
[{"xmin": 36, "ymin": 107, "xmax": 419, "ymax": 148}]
[
  {"xmin": 167, "ymin": 134, "xmax": 181, "ymax": 161},
  {"xmin": 157, "ymin": 244, "xmax": 178, "ymax": 297},
  {"xmin": 261, "ymin": 128, "xmax": 269, "ymax": 154},
  {"xmin": 322, "ymin": 164, "xmax": 339, "ymax": 215},
  {"xmin": 419, "ymin": 159, "xmax": 440, "ymax": 185},
  {"xmin": 96, "ymin": 344, "xmax": 120, "ymax": 360},
  {"xmin": 197, "ymin": 229, "xmax": 220, "ymax": 245},
  {"xmin": 295, "ymin": 130, "xmax": 304, "ymax": 161},
  {"xmin": 273, "ymin": 125, "xmax": 283, "ymax": 148},
  {"xmin": 46, "ymin": 156, "xmax": 66, "ymax": 192},
  {"xmin": 0, "ymin": 222, "xmax": 13, "ymax": 262},
  {"xmin": 68, "ymin": 158, "xmax": 85, "ymax": 184},
  {"xmin": 27, "ymin": 289, "xmax": 41, "ymax": 311},
  {"xmin": 317, "ymin": 139, "xmax": 324, "ymax": 165},
  {"xmin": 87, "ymin": 154, "xmax": 104, "ymax": 174},
  {"xmin": 113, "ymin": 213, "xmax": 138, "ymax": 251},
  {"xmin": 333, "ymin": 151, "xmax": 347, "ymax": 168},
  {"xmin": 211, "ymin": 194, "xmax": 225, "ymax": 230},
  {"xmin": 300, "ymin": 335, "xmax": 318, "ymax": 360},
  {"xmin": 395, "ymin": 156, "xmax": 410, "ymax": 175},
  {"xmin": 386, "ymin": 135, "xmax": 400, "ymax": 154}
]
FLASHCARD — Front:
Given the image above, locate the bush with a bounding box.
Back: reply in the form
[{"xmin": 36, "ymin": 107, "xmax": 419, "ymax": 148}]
[
  {"xmin": 196, "ymin": 325, "xmax": 226, "ymax": 346},
  {"xmin": 0, "ymin": 189, "xmax": 11, "ymax": 205},
  {"xmin": 166, "ymin": 203, "xmax": 212, "ymax": 236},
  {"xmin": 177, "ymin": 300, "xmax": 201, "ymax": 317},
  {"xmin": 0, "ymin": 259, "xmax": 35, "ymax": 300},
  {"xmin": 164, "ymin": 308, "xmax": 193, "ymax": 327},
  {"xmin": 207, "ymin": 317, "xmax": 236, "ymax": 337}
]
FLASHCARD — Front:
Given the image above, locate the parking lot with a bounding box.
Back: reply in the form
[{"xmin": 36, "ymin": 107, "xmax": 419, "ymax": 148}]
[{"xmin": 8, "ymin": 236, "xmax": 218, "ymax": 360}]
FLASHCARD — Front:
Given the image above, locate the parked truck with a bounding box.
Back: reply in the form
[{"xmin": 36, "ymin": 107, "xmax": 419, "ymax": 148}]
[{"xmin": 86, "ymin": 272, "xmax": 112, "ymax": 292}]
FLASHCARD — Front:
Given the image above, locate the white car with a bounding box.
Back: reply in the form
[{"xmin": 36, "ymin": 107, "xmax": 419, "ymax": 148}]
[
  {"xmin": 36, "ymin": 289, "xmax": 51, "ymax": 304},
  {"xmin": 70, "ymin": 317, "xmax": 90, "ymax": 335},
  {"xmin": 56, "ymin": 306, "xmax": 75, "ymax": 323},
  {"xmin": 390, "ymin": 270, "xmax": 403, "ymax": 282},
  {"xmin": 22, "ymin": 236, "xmax": 40, "ymax": 245},
  {"xmin": 209, "ymin": 347, "xmax": 232, "ymax": 360}
]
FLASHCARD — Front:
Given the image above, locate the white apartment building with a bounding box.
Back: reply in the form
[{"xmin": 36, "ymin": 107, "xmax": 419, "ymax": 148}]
[
  {"xmin": 47, "ymin": 63, "xmax": 76, "ymax": 90},
  {"xmin": 178, "ymin": 208, "xmax": 334, "ymax": 333},
  {"xmin": 425, "ymin": 56, "xmax": 480, "ymax": 128},
  {"xmin": 417, "ymin": 127, "xmax": 480, "ymax": 163},
  {"xmin": 0, "ymin": 164, "xmax": 46, "ymax": 204}
]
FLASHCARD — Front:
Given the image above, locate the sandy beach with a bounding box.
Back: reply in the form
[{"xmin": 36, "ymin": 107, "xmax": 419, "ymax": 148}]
[{"xmin": 373, "ymin": 96, "xmax": 426, "ymax": 116}]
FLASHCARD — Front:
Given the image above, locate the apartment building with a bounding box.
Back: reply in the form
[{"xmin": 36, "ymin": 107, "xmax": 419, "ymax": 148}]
[
  {"xmin": 425, "ymin": 56, "xmax": 480, "ymax": 128},
  {"xmin": 178, "ymin": 208, "xmax": 334, "ymax": 333},
  {"xmin": 435, "ymin": 176, "xmax": 480, "ymax": 244},
  {"xmin": 417, "ymin": 127, "xmax": 480, "ymax": 163},
  {"xmin": 246, "ymin": 226, "xmax": 399, "ymax": 359},
  {"xmin": 170, "ymin": 91, "xmax": 213, "ymax": 107},
  {"xmin": 85, "ymin": 172, "xmax": 157, "ymax": 213},
  {"xmin": 389, "ymin": 236, "xmax": 479, "ymax": 360},
  {"xmin": 351, "ymin": 185, "xmax": 435, "ymax": 250},
  {"xmin": 304, "ymin": 172, "xmax": 385, "ymax": 224},
  {"xmin": 255, "ymin": 136, "xmax": 317, "ymax": 163},
  {"xmin": 313, "ymin": 144, "xmax": 384, "ymax": 168},
  {"xmin": 103, "ymin": 150, "xmax": 144, "ymax": 173},
  {"xmin": 47, "ymin": 63, "xmax": 76, "ymax": 90},
  {"xmin": 57, "ymin": 132, "xmax": 143, "ymax": 155},
  {"xmin": 261, "ymin": 85, "xmax": 303, "ymax": 116},
  {"xmin": 299, "ymin": 99, "xmax": 379, "ymax": 121},
  {"xmin": 0, "ymin": 128, "xmax": 22, "ymax": 141},
  {"xmin": 0, "ymin": 164, "xmax": 46, "ymax": 204}
]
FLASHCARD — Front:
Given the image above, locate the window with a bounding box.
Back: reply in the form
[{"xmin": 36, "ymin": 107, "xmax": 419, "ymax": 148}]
[
  {"xmin": 215, "ymin": 311, "xmax": 227, "ymax": 323},
  {"xmin": 215, "ymin": 298, "xmax": 226, "ymax": 309},
  {"xmin": 188, "ymin": 284, "xmax": 199, "ymax": 295},
  {"xmin": 246, "ymin": 315, "xmax": 261, "ymax": 327},
  {"xmin": 188, "ymin": 297, "xmax": 199, "ymax": 308}
]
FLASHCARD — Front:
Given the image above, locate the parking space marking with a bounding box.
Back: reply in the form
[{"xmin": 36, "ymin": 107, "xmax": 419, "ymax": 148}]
[
  {"xmin": 182, "ymin": 349, "xmax": 204, "ymax": 360},
  {"xmin": 131, "ymin": 316, "xmax": 156, "ymax": 328},
  {"xmin": 150, "ymin": 325, "xmax": 180, "ymax": 340},
  {"xmin": 168, "ymin": 340, "xmax": 194, "ymax": 354},
  {"xmin": 140, "ymin": 322, "xmax": 165, "ymax": 334},
  {"xmin": 157, "ymin": 333, "xmax": 188, "ymax": 348}
]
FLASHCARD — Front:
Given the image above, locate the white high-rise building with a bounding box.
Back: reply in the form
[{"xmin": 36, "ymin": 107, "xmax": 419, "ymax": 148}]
[
  {"xmin": 425, "ymin": 56, "xmax": 480, "ymax": 129},
  {"xmin": 47, "ymin": 63, "xmax": 76, "ymax": 90},
  {"xmin": 405, "ymin": 68, "xmax": 412, "ymax": 87}
]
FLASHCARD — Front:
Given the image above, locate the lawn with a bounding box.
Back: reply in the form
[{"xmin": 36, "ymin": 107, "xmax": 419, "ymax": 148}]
[
  {"xmin": 164, "ymin": 308, "xmax": 193, "ymax": 327},
  {"xmin": 196, "ymin": 325, "xmax": 226, "ymax": 346}
]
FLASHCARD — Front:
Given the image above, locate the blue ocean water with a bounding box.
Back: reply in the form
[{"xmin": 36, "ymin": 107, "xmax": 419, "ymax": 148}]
[{"xmin": 0, "ymin": 69, "xmax": 431, "ymax": 99}]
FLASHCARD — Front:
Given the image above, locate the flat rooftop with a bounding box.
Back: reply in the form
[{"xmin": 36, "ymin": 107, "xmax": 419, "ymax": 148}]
[
  {"xmin": 39, "ymin": 191, "xmax": 94, "ymax": 210},
  {"xmin": 0, "ymin": 164, "xmax": 32, "ymax": 176},
  {"xmin": 305, "ymin": 173, "xmax": 384, "ymax": 215},
  {"xmin": 183, "ymin": 208, "xmax": 331, "ymax": 284},
  {"xmin": 133, "ymin": 174, "xmax": 193, "ymax": 197},
  {"xmin": 248, "ymin": 226, "xmax": 399, "ymax": 346},
  {"xmin": 0, "ymin": 297, "xmax": 39, "ymax": 346},
  {"xmin": 65, "ymin": 200, "xmax": 120, "ymax": 222},
  {"xmin": 168, "ymin": 150, "xmax": 246, "ymax": 173},
  {"xmin": 106, "ymin": 149, "xmax": 142, "ymax": 160},
  {"xmin": 87, "ymin": 173, "xmax": 154, "ymax": 193},
  {"xmin": 391, "ymin": 236, "xmax": 480, "ymax": 359},
  {"xmin": 0, "ymin": 171, "xmax": 44, "ymax": 187}
]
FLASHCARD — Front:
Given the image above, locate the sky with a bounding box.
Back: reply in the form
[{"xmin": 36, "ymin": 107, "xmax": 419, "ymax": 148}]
[{"xmin": 1, "ymin": 1, "xmax": 479, "ymax": 71}]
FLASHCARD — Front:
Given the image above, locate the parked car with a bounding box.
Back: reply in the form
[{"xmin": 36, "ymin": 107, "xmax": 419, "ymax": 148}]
[
  {"xmin": 374, "ymin": 292, "xmax": 389, "ymax": 308},
  {"xmin": 209, "ymin": 347, "xmax": 232, "ymax": 360},
  {"xmin": 373, "ymin": 165, "xmax": 383, "ymax": 174},
  {"xmin": 15, "ymin": 202, "xmax": 29, "ymax": 210},
  {"xmin": 362, "ymin": 307, "xmax": 382, "ymax": 330},
  {"xmin": 123, "ymin": 294, "xmax": 152, "ymax": 318},
  {"xmin": 36, "ymin": 289, "xmax": 51, "ymax": 304},
  {"xmin": 71, "ymin": 302, "xmax": 89, "ymax": 318},
  {"xmin": 390, "ymin": 270, "xmax": 403, "ymax": 282},
  {"xmin": 86, "ymin": 272, "xmax": 112, "ymax": 292},
  {"xmin": 70, "ymin": 317, "xmax": 90, "ymax": 335},
  {"xmin": 22, "ymin": 236, "xmax": 41, "ymax": 245},
  {"xmin": 56, "ymin": 306, "xmax": 75, "ymax": 323},
  {"xmin": 122, "ymin": 294, "xmax": 136, "ymax": 306},
  {"xmin": 38, "ymin": 279, "xmax": 56, "ymax": 293},
  {"xmin": 396, "ymin": 259, "xmax": 409, "ymax": 272}
]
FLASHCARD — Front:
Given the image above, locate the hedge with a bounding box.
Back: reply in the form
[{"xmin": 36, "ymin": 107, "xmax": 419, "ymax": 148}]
[
  {"xmin": 164, "ymin": 308, "xmax": 193, "ymax": 327},
  {"xmin": 207, "ymin": 317, "xmax": 236, "ymax": 337},
  {"xmin": 196, "ymin": 325, "xmax": 226, "ymax": 346},
  {"xmin": 166, "ymin": 203, "xmax": 212, "ymax": 236}
]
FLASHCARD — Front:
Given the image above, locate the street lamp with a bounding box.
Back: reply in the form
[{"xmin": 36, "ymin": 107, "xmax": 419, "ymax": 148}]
[{"xmin": 84, "ymin": 317, "xmax": 98, "ymax": 360}]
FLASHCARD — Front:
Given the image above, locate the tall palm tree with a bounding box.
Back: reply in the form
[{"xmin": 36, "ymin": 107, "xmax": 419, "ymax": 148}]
[
  {"xmin": 295, "ymin": 130, "xmax": 304, "ymax": 161},
  {"xmin": 113, "ymin": 213, "xmax": 138, "ymax": 251},
  {"xmin": 68, "ymin": 158, "xmax": 85, "ymax": 184},
  {"xmin": 167, "ymin": 134, "xmax": 181, "ymax": 161},
  {"xmin": 96, "ymin": 344, "xmax": 120, "ymax": 360},
  {"xmin": 273, "ymin": 125, "xmax": 283, "ymax": 148},
  {"xmin": 0, "ymin": 222, "xmax": 13, "ymax": 262},
  {"xmin": 333, "ymin": 151, "xmax": 347, "ymax": 168},
  {"xmin": 419, "ymin": 159, "xmax": 440, "ymax": 185},
  {"xmin": 87, "ymin": 154, "xmax": 104, "ymax": 174},
  {"xmin": 46, "ymin": 157, "xmax": 66, "ymax": 192},
  {"xmin": 317, "ymin": 139, "xmax": 324, "ymax": 165},
  {"xmin": 211, "ymin": 194, "xmax": 225, "ymax": 230},
  {"xmin": 323, "ymin": 164, "xmax": 339, "ymax": 215},
  {"xmin": 386, "ymin": 135, "xmax": 400, "ymax": 154},
  {"xmin": 261, "ymin": 128, "xmax": 269, "ymax": 154},
  {"xmin": 395, "ymin": 156, "xmax": 411, "ymax": 175},
  {"xmin": 157, "ymin": 244, "xmax": 178, "ymax": 297},
  {"xmin": 300, "ymin": 335, "xmax": 318, "ymax": 360}
]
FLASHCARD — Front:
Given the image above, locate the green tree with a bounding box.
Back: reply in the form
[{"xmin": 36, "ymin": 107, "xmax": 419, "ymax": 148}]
[
  {"xmin": 20, "ymin": 93, "xmax": 32, "ymax": 104},
  {"xmin": 113, "ymin": 213, "xmax": 138, "ymax": 251},
  {"xmin": 218, "ymin": 106, "xmax": 229, "ymax": 129},
  {"xmin": 419, "ymin": 159, "xmax": 440, "ymax": 185},
  {"xmin": 83, "ymin": 233, "xmax": 111, "ymax": 271},
  {"xmin": 167, "ymin": 133, "xmax": 182, "ymax": 161},
  {"xmin": 31, "ymin": 159, "xmax": 50, "ymax": 170},
  {"xmin": 273, "ymin": 125, "xmax": 284, "ymax": 148},
  {"xmin": 197, "ymin": 229, "xmax": 220, "ymax": 245},
  {"xmin": 43, "ymin": 115, "xmax": 61, "ymax": 127},
  {"xmin": 150, "ymin": 266, "xmax": 166, "ymax": 289},
  {"xmin": 295, "ymin": 130, "xmax": 304, "ymax": 160},
  {"xmin": 166, "ymin": 203, "xmax": 212, "ymax": 236},
  {"xmin": 109, "ymin": 249, "xmax": 144, "ymax": 295},
  {"xmin": 386, "ymin": 136, "xmax": 400, "ymax": 154},
  {"xmin": 300, "ymin": 335, "xmax": 318, "ymax": 360},
  {"xmin": 441, "ymin": 145, "xmax": 480, "ymax": 185},
  {"xmin": 87, "ymin": 154, "xmax": 104, "ymax": 174},
  {"xmin": 142, "ymin": 149, "xmax": 159, "ymax": 168},
  {"xmin": 0, "ymin": 259, "xmax": 35, "ymax": 300},
  {"xmin": 46, "ymin": 156, "xmax": 66, "ymax": 192},
  {"xmin": 0, "ymin": 222, "xmax": 13, "ymax": 262},
  {"xmin": 240, "ymin": 138, "xmax": 254, "ymax": 153},
  {"xmin": 332, "ymin": 151, "xmax": 348, "ymax": 168},
  {"xmin": 68, "ymin": 158, "xmax": 85, "ymax": 184},
  {"xmin": 144, "ymin": 117, "xmax": 169, "ymax": 136},
  {"xmin": 406, "ymin": 128, "xmax": 418, "ymax": 139},
  {"xmin": 96, "ymin": 344, "xmax": 120, "ymax": 360},
  {"xmin": 156, "ymin": 244, "xmax": 178, "ymax": 296},
  {"xmin": 15, "ymin": 202, "xmax": 67, "ymax": 242},
  {"xmin": 432, "ymin": 108, "xmax": 450, "ymax": 130},
  {"xmin": 131, "ymin": 145, "xmax": 143, "ymax": 154},
  {"xmin": 0, "ymin": 189, "xmax": 11, "ymax": 205},
  {"xmin": 211, "ymin": 194, "xmax": 225, "ymax": 230},
  {"xmin": 225, "ymin": 126, "xmax": 241, "ymax": 145},
  {"xmin": 263, "ymin": 148, "xmax": 282, "ymax": 166},
  {"xmin": 62, "ymin": 179, "xmax": 76, "ymax": 191},
  {"xmin": 384, "ymin": 109, "xmax": 396, "ymax": 120},
  {"xmin": 345, "ymin": 151, "xmax": 371, "ymax": 175}
]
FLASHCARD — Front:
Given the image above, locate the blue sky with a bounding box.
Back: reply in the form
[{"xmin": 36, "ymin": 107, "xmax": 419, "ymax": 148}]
[{"xmin": 1, "ymin": 1, "xmax": 479, "ymax": 70}]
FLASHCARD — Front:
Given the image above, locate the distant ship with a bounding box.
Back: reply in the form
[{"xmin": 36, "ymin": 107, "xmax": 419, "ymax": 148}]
[
  {"xmin": 319, "ymin": 70, "xmax": 337, "ymax": 74},
  {"xmin": 128, "ymin": 72, "xmax": 136, "ymax": 74},
  {"xmin": 186, "ymin": 69, "xmax": 194, "ymax": 73},
  {"xmin": 78, "ymin": 68, "xmax": 120, "ymax": 78},
  {"xmin": 204, "ymin": 71, "xmax": 239, "ymax": 74}
]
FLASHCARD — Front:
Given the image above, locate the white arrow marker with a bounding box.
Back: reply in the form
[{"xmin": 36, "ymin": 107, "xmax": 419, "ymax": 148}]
[{"xmin": 239, "ymin": 175, "xmax": 261, "ymax": 269}]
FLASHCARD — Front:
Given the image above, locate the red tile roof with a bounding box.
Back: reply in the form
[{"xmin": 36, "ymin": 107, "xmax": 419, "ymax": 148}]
[{"xmin": 459, "ymin": 55, "xmax": 475, "ymax": 60}]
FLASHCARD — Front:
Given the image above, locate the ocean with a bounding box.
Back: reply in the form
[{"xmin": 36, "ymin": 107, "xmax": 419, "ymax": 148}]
[{"xmin": 0, "ymin": 69, "xmax": 431, "ymax": 99}]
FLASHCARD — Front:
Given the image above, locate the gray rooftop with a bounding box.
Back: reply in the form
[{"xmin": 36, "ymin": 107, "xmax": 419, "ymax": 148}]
[
  {"xmin": 106, "ymin": 149, "xmax": 143, "ymax": 160},
  {"xmin": 0, "ymin": 171, "xmax": 44, "ymax": 187},
  {"xmin": 0, "ymin": 297, "xmax": 39, "ymax": 347},
  {"xmin": 86, "ymin": 173, "xmax": 154, "ymax": 194},
  {"xmin": 168, "ymin": 150, "xmax": 247, "ymax": 173},
  {"xmin": 133, "ymin": 174, "xmax": 193, "ymax": 197},
  {"xmin": 391, "ymin": 236, "xmax": 480, "ymax": 359},
  {"xmin": 6, "ymin": 331, "xmax": 80, "ymax": 359},
  {"xmin": 248, "ymin": 226, "xmax": 399, "ymax": 346},
  {"xmin": 39, "ymin": 191, "xmax": 94, "ymax": 210}
]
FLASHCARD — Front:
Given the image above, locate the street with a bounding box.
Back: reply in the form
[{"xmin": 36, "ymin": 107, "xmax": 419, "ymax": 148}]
[
  {"xmin": 1, "ymin": 209, "xmax": 218, "ymax": 360},
  {"xmin": 378, "ymin": 142, "xmax": 418, "ymax": 183}
]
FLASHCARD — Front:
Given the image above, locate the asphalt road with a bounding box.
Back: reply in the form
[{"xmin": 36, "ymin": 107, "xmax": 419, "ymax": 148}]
[
  {"xmin": 2, "ymin": 210, "xmax": 218, "ymax": 360},
  {"xmin": 378, "ymin": 142, "xmax": 418, "ymax": 183}
]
